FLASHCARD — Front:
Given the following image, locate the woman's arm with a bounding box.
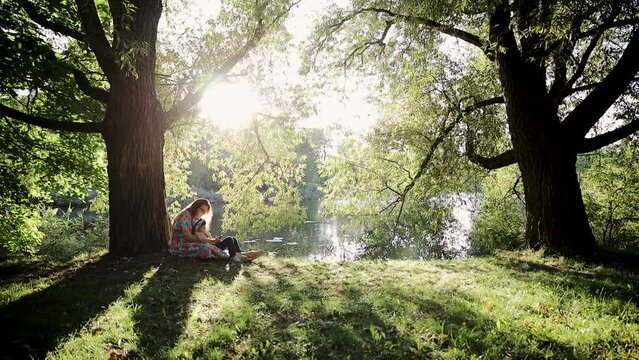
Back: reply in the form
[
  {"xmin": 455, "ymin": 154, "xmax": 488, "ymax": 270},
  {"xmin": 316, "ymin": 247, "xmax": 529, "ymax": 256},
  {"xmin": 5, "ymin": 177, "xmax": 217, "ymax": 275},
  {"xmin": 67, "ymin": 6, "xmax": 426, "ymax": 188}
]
[
  {"xmin": 196, "ymin": 232, "xmax": 221, "ymax": 244},
  {"xmin": 182, "ymin": 229, "xmax": 199, "ymax": 242}
]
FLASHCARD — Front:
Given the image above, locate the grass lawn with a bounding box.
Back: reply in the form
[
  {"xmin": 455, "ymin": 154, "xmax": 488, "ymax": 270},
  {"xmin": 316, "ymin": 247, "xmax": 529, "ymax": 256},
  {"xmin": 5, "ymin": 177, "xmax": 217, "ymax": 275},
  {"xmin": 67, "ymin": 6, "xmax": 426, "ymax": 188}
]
[{"xmin": 1, "ymin": 251, "xmax": 638, "ymax": 359}]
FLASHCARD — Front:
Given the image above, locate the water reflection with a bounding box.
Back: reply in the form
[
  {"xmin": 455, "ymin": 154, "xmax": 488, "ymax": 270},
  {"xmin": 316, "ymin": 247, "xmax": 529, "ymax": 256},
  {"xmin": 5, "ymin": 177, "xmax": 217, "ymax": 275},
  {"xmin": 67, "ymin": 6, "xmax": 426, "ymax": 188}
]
[
  {"xmin": 209, "ymin": 194, "xmax": 478, "ymax": 261},
  {"xmin": 246, "ymin": 220, "xmax": 361, "ymax": 261},
  {"xmin": 211, "ymin": 200, "xmax": 362, "ymax": 261}
]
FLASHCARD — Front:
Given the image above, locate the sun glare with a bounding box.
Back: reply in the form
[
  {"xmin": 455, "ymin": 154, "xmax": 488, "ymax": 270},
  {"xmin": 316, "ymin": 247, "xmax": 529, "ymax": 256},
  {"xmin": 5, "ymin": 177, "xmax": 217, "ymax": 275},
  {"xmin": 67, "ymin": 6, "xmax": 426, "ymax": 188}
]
[{"xmin": 199, "ymin": 80, "xmax": 258, "ymax": 129}]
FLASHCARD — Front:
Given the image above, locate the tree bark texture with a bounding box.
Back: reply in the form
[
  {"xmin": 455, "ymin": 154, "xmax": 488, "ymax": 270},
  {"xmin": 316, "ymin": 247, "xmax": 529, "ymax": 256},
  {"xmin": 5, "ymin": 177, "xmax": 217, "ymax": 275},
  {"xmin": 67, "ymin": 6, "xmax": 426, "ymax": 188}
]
[
  {"xmin": 104, "ymin": 0, "xmax": 169, "ymax": 255},
  {"xmin": 104, "ymin": 85, "xmax": 169, "ymax": 254},
  {"xmin": 517, "ymin": 142, "xmax": 597, "ymax": 256},
  {"xmin": 497, "ymin": 45, "xmax": 598, "ymax": 256}
]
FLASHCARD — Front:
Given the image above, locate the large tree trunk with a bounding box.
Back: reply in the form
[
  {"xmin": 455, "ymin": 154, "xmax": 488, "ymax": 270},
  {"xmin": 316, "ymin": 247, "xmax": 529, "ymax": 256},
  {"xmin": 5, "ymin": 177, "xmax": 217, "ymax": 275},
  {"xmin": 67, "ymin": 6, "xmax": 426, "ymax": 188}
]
[
  {"xmin": 102, "ymin": 0, "xmax": 168, "ymax": 255},
  {"xmin": 516, "ymin": 141, "xmax": 597, "ymax": 256},
  {"xmin": 505, "ymin": 81, "xmax": 598, "ymax": 256},
  {"xmin": 492, "ymin": 14, "xmax": 599, "ymax": 257},
  {"xmin": 104, "ymin": 84, "xmax": 169, "ymax": 255}
]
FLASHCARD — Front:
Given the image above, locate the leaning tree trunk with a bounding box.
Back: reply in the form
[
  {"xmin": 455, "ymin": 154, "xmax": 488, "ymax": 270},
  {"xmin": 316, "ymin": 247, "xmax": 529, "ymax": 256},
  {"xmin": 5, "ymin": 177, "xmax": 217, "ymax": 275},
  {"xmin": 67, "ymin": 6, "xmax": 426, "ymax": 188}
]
[{"xmin": 104, "ymin": 83, "xmax": 169, "ymax": 255}]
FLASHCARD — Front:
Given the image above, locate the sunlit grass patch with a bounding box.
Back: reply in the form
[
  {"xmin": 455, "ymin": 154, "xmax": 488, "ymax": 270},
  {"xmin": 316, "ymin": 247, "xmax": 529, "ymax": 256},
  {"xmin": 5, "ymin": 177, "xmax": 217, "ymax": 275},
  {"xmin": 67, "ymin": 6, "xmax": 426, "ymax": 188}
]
[{"xmin": 1, "ymin": 251, "xmax": 638, "ymax": 359}]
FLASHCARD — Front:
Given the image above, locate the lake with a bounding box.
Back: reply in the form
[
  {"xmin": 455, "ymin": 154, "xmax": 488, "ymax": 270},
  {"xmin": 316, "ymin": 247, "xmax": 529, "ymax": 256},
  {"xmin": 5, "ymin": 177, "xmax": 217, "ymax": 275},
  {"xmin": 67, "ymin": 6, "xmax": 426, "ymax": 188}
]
[{"xmin": 210, "ymin": 194, "xmax": 479, "ymax": 260}]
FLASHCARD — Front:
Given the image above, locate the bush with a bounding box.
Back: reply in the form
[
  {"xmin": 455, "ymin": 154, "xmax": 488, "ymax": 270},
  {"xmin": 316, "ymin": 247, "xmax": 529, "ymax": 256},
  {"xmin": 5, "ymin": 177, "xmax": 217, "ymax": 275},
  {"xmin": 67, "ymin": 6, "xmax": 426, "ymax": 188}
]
[
  {"xmin": 0, "ymin": 202, "xmax": 44, "ymax": 258},
  {"xmin": 580, "ymin": 144, "xmax": 639, "ymax": 252},
  {"xmin": 37, "ymin": 207, "xmax": 109, "ymax": 262},
  {"xmin": 469, "ymin": 167, "xmax": 526, "ymax": 256}
]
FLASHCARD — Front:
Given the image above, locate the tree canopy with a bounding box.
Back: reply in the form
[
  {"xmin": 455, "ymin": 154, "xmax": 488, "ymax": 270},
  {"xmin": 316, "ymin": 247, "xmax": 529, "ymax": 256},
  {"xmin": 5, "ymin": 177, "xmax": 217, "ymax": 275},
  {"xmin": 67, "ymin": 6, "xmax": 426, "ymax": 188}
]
[
  {"xmin": 1, "ymin": 0, "xmax": 639, "ymax": 259},
  {"xmin": 307, "ymin": 0, "xmax": 639, "ymax": 256},
  {"xmin": 0, "ymin": 0, "xmax": 299, "ymax": 255}
]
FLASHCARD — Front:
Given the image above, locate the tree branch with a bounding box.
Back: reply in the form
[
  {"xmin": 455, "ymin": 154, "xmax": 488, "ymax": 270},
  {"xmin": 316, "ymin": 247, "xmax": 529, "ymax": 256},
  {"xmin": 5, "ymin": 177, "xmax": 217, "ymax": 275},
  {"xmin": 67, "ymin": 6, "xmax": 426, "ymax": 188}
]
[
  {"xmin": 562, "ymin": 28, "xmax": 639, "ymax": 139},
  {"xmin": 379, "ymin": 196, "xmax": 401, "ymax": 215},
  {"xmin": 578, "ymin": 120, "xmax": 639, "ymax": 153},
  {"xmin": 489, "ymin": 0, "xmax": 523, "ymax": 67},
  {"xmin": 557, "ymin": 3, "xmax": 621, "ymax": 104},
  {"xmin": 163, "ymin": 39, "xmax": 257, "ymax": 128},
  {"xmin": 381, "ymin": 157, "xmax": 413, "ymax": 180},
  {"xmin": 566, "ymin": 82, "xmax": 600, "ymax": 95},
  {"xmin": 0, "ymin": 12, "xmax": 109, "ymax": 105},
  {"xmin": 508, "ymin": 175, "xmax": 525, "ymax": 204},
  {"xmin": 463, "ymin": 96, "xmax": 504, "ymax": 112},
  {"xmin": 41, "ymin": 44, "xmax": 110, "ymax": 103},
  {"xmin": 74, "ymin": 0, "xmax": 119, "ymax": 80},
  {"xmin": 579, "ymin": 17, "xmax": 639, "ymax": 38},
  {"xmin": 466, "ymin": 146, "xmax": 516, "ymax": 170},
  {"xmin": 68, "ymin": 67, "xmax": 110, "ymax": 103},
  {"xmin": 19, "ymin": 0, "xmax": 86, "ymax": 42},
  {"xmin": 565, "ymin": 76, "xmax": 639, "ymax": 97},
  {"xmin": 0, "ymin": 103, "xmax": 104, "ymax": 133},
  {"xmin": 359, "ymin": 7, "xmax": 485, "ymax": 52},
  {"xmin": 343, "ymin": 20, "xmax": 393, "ymax": 67},
  {"xmin": 107, "ymin": 0, "xmax": 125, "ymax": 36},
  {"xmin": 461, "ymin": 96, "xmax": 514, "ymax": 170},
  {"xmin": 401, "ymin": 115, "xmax": 462, "ymax": 196}
]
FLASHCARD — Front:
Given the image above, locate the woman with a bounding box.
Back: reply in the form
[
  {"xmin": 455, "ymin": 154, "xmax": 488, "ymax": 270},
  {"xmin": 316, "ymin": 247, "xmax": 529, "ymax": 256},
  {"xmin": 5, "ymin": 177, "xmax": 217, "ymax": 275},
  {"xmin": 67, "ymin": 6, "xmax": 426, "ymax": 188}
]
[
  {"xmin": 169, "ymin": 198, "xmax": 227, "ymax": 259},
  {"xmin": 193, "ymin": 218, "xmax": 263, "ymax": 262}
]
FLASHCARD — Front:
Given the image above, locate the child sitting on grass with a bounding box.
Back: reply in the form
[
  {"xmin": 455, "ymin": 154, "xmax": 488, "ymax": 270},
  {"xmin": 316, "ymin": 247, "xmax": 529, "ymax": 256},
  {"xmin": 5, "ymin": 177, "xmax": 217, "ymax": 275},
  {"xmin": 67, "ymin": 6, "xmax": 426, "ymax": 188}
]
[{"xmin": 193, "ymin": 219, "xmax": 263, "ymax": 262}]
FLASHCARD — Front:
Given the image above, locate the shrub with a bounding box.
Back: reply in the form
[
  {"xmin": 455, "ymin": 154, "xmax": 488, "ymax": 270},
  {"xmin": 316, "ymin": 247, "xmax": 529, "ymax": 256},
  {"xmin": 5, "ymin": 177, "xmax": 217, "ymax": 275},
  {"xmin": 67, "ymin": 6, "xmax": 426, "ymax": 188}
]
[
  {"xmin": 37, "ymin": 207, "xmax": 109, "ymax": 262},
  {"xmin": 580, "ymin": 144, "xmax": 639, "ymax": 252},
  {"xmin": 0, "ymin": 202, "xmax": 44, "ymax": 258},
  {"xmin": 469, "ymin": 167, "xmax": 525, "ymax": 256}
]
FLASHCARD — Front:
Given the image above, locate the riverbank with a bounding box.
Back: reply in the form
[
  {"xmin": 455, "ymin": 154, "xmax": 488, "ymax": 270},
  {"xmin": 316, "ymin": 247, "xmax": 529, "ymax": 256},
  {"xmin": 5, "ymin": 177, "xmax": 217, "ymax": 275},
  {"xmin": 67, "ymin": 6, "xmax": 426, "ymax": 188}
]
[{"xmin": 1, "ymin": 251, "xmax": 637, "ymax": 359}]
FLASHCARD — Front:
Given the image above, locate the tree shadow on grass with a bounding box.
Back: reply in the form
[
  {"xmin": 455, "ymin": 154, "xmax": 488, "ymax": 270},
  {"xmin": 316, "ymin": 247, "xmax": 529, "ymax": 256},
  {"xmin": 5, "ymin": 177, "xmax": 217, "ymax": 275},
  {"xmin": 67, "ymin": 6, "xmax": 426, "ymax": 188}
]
[
  {"xmin": 189, "ymin": 260, "xmax": 421, "ymax": 358},
  {"xmin": 0, "ymin": 258, "xmax": 56, "ymax": 281},
  {"xmin": 131, "ymin": 256, "xmax": 242, "ymax": 358},
  {"xmin": 380, "ymin": 285, "xmax": 580, "ymax": 359},
  {"xmin": 201, "ymin": 263, "xmax": 420, "ymax": 359},
  {"xmin": 201, "ymin": 260, "xmax": 586, "ymax": 359},
  {"xmin": 489, "ymin": 257, "xmax": 639, "ymax": 305},
  {"xmin": 0, "ymin": 253, "xmax": 162, "ymax": 359}
]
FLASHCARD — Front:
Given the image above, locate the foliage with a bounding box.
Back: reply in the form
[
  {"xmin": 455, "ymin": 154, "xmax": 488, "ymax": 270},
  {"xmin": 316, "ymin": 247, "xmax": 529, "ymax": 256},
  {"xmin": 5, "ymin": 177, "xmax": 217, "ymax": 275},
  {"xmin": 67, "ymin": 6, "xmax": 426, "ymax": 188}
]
[
  {"xmin": 1, "ymin": 252, "xmax": 638, "ymax": 359},
  {"xmin": 37, "ymin": 207, "xmax": 109, "ymax": 263},
  {"xmin": 468, "ymin": 166, "xmax": 526, "ymax": 256},
  {"xmin": 580, "ymin": 140, "xmax": 639, "ymax": 252},
  {"xmin": 305, "ymin": 0, "xmax": 639, "ymax": 255},
  {"xmin": 318, "ymin": 52, "xmax": 497, "ymax": 259},
  {"xmin": 159, "ymin": 32, "xmax": 329, "ymax": 238},
  {"xmin": 164, "ymin": 121, "xmax": 199, "ymax": 216},
  {"xmin": 0, "ymin": 202, "xmax": 44, "ymax": 257},
  {"xmin": 297, "ymin": 128, "xmax": 327, "ymax": 201},
  {"xmin": 320, "ymin": 135, "xmax": 464, "ymax": 260},
  {"xmin": 0, "ymin": 108, "xmax": 106, "ymax": 257},
  {"xmin": 208, "ymin": 116, "xmax": 307, "ymax": 238}
]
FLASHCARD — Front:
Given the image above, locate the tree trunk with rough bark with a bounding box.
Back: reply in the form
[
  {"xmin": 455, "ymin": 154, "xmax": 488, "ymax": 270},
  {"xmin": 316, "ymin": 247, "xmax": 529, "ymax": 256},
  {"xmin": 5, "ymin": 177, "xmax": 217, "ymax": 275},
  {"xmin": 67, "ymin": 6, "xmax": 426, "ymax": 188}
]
[
  {"xmin": 498, "ymin": 45, "xmax": 598, "ymax": 256},
  {"xmin": 104, "ymin": 0, "xmax": 169, "ymax": 255},
  {"xmin": 517, "ymin": 142, "xmax": 597, "ymax": 256},
  {"xmin": 104, "ymin": 83, "xmax": 169, "ymax": 255}
]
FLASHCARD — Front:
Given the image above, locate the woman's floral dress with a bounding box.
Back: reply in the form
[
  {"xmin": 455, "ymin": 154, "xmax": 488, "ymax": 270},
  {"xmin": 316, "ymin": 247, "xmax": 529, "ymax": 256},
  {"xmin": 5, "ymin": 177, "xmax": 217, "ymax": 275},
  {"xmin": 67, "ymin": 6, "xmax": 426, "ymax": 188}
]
[{"xmin": 169, "ymin": 212, "xmax": 228, "ymax": 259}]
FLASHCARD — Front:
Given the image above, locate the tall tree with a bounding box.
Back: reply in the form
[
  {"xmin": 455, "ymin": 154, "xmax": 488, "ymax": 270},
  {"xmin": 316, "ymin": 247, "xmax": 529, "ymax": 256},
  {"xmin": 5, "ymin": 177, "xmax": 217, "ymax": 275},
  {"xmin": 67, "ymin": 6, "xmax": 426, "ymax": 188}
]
[
  {"xmin": 309, "ymin": 0, "xmax": 639, "ymax": 256},
  {"xmin": 0, "ymin": 0, "xmax": 297, "ymax": 255}
]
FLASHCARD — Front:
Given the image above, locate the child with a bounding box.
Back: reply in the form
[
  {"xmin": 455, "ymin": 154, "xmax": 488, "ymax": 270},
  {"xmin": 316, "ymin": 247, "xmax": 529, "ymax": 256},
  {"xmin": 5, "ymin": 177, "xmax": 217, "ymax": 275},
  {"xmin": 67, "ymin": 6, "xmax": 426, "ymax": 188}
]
[{"xmin": 193, "ymin": 219, "xmax": 263, "ymax": 262}]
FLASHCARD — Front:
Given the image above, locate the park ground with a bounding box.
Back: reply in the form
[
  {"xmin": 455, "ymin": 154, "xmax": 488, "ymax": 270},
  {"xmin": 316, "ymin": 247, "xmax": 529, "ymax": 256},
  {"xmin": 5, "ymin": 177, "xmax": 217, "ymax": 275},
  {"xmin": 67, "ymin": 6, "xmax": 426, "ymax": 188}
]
[{"xmin": 1, "ymin": 251, "xmax": 638, "ymax": 359}]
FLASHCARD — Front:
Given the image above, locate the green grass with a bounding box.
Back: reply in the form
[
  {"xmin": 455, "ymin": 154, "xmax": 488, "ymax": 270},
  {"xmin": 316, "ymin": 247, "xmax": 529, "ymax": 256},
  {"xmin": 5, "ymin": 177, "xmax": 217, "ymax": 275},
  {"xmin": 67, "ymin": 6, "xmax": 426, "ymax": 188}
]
[{"xmin": 1, "ymin": 251, "xmax": 638, "ymax": 359}]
